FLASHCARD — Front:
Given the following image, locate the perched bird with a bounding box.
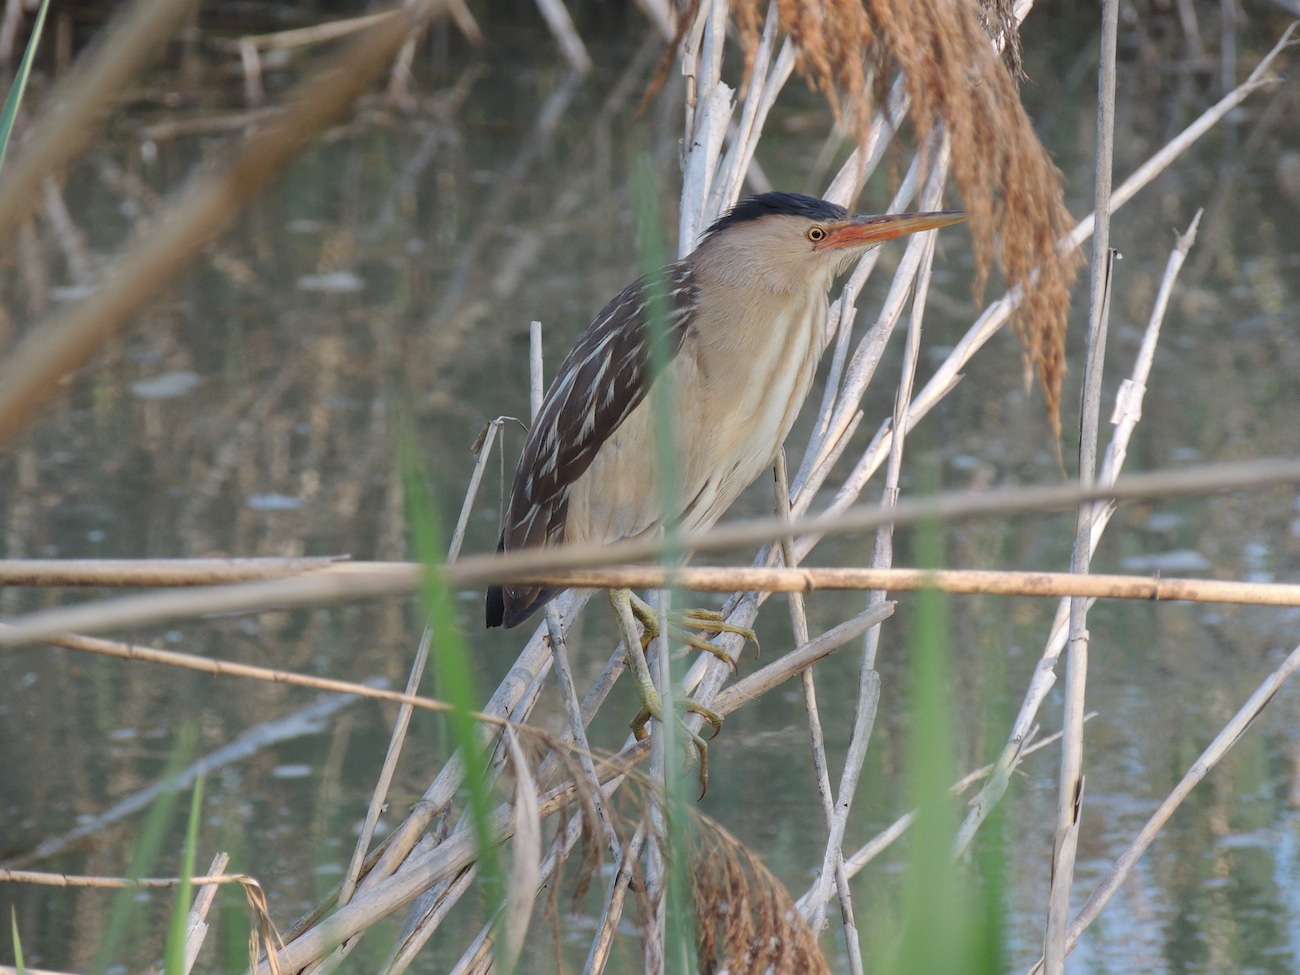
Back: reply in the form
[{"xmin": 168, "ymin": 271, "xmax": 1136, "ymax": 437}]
[{"xmin": 486, "ymin": 191, "xmax": 965, "ymax": 778}]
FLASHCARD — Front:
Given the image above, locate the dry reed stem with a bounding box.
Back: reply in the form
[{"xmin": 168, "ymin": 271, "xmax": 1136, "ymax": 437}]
[
  {"xmin": 216, "ymin": 10, "xmax": 402, "ymax": 51},
  {"xmin": 0, "ymin": 0, "xmax": 199, "ymax": 244},
  {"xmin": 805, "ymin": 148, "xmax": 949, "ymax": 941},
  {"xmin": 533, "ymin": 0, "xmax": 592, "ymax": 73},
  {"xmin": 16, "ymin": 559, "xmax": 1300, "ymax": 661},
  {"xmin": 1046, "ymin": 0, "xmax": 1121, "ymax": 959},
  {"xmin": 0, "ymin": 867, "xmax": 256, "ymax": 890},
  {"xmin": 498, "ymin": 730, "xmax": 543, "ymax": 972},
  {"xmin": 774, "ymin": 448, "xmax": 858, "ymax": 958},
  {"xmin": 0, "ymin": 557, "xmax": 349, "ymax": 586},
  {"xmin": 1063, "ymin": 25, "xmax": 1293, "ymax": 256},
  {"xmin": 4, "ymin": 455, "xmax": 1300, "ymax": 646},
  {"xmin": 13, "ymin": 628, "xmax": 472, "ymax": 717},
  {"xmin": 184, "ymin": 852, "xmax": 230, "ymax": 975},
  {"xmin": 0, "ymin": 866, "xmax": 285, "ymax": 974},
  {"xmin": 0, "ymin": 0, "xmax": 447, "ymax": 447},
  {"xmin": 584, "ymin": 820, "xmax": 647, "ymax": 974}
]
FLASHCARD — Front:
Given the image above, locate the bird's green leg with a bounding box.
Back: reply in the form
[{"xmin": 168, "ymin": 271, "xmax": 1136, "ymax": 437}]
[
  {"xmin": 608, "ymin": 588, "xmax": 722, "ymax": 794},
  {"xmin": 627, "ymin": 592, "xmax": 759, "ymax": 670}
]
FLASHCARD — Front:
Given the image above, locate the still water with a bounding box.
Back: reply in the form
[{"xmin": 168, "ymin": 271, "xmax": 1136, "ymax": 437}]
[{"xmin": 2, "ymin": 6, "xmax": 1299, "ymax": 973}]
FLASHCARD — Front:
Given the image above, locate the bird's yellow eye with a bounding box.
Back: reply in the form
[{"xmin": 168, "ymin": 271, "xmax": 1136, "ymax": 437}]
[{"xmin": 807, "ymin": 227, "xmax": 827, "ymax": 242}]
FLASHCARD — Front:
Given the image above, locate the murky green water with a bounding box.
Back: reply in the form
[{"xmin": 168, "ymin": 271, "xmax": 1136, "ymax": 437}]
[{"xmin": 2, "ymin": 6, "xmax": 1299, "ymax": 974}]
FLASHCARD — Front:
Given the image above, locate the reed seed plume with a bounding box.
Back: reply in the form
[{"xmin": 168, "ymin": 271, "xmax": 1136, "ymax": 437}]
[
  {"xmin": 690, "ymin": 816, "xmax": 831, "ymax": 975},
  {"xmin": 731, "ymin": 0, "xmax": 1078, "ymax": 435}
]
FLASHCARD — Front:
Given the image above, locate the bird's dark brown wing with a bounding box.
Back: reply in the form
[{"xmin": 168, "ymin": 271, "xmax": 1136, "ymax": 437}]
[{"xmin": 487, "ymin": 262, "xmax": 699, "ymax": 628}]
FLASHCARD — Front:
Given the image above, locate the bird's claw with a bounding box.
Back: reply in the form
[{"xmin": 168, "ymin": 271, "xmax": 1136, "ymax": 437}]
[
  {"xmin": 631, "ymin": 690, "xmax": 723, "ymax": 797},
  {"xmin": 629, "ymin": 595, "xmax": 759, "ymax": 672}
]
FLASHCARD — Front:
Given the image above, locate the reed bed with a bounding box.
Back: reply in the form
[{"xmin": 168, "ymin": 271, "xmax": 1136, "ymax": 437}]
[{"xmin": 1, "ymin": 2, "xmax": 1298, "ymax": 974}]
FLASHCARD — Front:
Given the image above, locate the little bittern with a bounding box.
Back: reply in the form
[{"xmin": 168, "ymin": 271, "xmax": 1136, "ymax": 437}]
[{"xmin": 487, "ymin": 192, "xmax": 966, "ymax": 780}]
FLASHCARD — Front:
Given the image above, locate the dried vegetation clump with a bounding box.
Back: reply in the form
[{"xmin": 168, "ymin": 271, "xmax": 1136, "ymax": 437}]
[{"xmin": 733, "ymin": 0, "xmax": 1079, "ymax": 435}]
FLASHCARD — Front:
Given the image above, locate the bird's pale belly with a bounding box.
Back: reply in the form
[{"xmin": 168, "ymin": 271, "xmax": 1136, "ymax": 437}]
[{"xmin": 563, "ymin": 304, "xmax": 822, "ymax": 545}]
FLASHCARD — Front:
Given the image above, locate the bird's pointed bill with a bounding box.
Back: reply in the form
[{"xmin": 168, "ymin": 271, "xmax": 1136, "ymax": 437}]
[{"xmin": 816, "ymin": 210, "xmax": 967, "ymax": 251}]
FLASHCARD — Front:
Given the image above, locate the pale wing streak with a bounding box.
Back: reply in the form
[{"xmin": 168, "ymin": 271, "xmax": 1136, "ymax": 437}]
[{"xmin": 502, "ymin": 263, "xmax": 699, "ymax": 561}]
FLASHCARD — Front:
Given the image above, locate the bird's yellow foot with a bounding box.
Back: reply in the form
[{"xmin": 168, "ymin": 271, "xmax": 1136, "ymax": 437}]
[
  {"xmin": 609, "ymin": 588, "xmax": 729, "ymax": 796},
  {"xmin": 628, "ymin": 592, "xmax": 759, "ymax": 671},
  {"xmin": 629, "ymin": 681, "xmax": 723, "ymax": 798}
]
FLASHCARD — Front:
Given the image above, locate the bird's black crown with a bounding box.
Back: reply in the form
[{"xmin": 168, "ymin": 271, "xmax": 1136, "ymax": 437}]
[{"xmin": 705, "ymin": 192, "xmax": 850, "ymax": 237}]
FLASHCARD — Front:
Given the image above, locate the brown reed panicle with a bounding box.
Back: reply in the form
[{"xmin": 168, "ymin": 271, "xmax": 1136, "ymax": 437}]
[
  {"xmin": 690, "ymin": 817, "xmax": 831, "ymax": 975},
  {"xmin": 731, "ymin": 0, "xmax": 1077, "ymax": 436}
]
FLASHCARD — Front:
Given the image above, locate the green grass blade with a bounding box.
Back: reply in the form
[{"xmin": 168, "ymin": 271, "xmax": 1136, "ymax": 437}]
[
  {"xmin": 883, "ymin": 499, "xmax": 1009, "ymax": 975},
  {"xmin": 892, "ymin": 520, "xmax": 967, "ymax": 973},
  {"xmin": 10, "ymin": 906, "xmax": 24, "ymax": 975},
  {"xmin": 631, "ymin": 156, "xmax": 696, "ymax": 972},
  {"xmin": 163, "ymin": 775, "xmax": 205, "ymax": 975},
  {"xmin": 94, "ymin": 723, "xmax": 198, "ymax": 975},
  {"xmin": 0, "ymin": 0, "xmax": 53, "ymax": 172},
  {"xmin": 393, "ymin": 412, "xmax": 502, "ymax": 912}
]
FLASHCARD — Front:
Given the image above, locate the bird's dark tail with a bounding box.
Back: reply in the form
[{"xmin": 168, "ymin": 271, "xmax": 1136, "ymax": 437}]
[
  {"xmin": 486, "ymin": 535, "xmax": 509, "ymax": 627},
  {"xmin": 486, "ymin": 534, "xmax": 558, "ymax": 628},
  {"xmin": 485, "ymin": 583, "xmax": 507, "ymax": 628},
  {"xmin": 486, "ymin": 582, "xmax": 562, "ymax": 629}
]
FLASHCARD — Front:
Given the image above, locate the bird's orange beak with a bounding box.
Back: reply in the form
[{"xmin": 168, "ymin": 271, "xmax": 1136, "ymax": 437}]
[{"xmin": 815, "ymin": 210, "xmax": 967, "ymax": 251}]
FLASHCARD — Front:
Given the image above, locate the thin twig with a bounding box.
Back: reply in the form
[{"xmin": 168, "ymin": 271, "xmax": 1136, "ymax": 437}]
[
  {"xmin": 776, "ymin": 448, "xmax": 860, "ymax": 965},
  {"xmin": 338, "ymin": 625, "xmax": 434, "ymax": 906},
  {"xmin": 339, "ymin": 405, "xmax": 506, "ymax": 915},
  {"xmin": 584, "ymin": 821, "xmax": 648, "ymax": 975}
]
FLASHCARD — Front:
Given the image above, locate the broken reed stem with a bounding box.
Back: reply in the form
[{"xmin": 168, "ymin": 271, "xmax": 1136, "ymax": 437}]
[
  {"xmin": 1047, "ymin": 639, "xmax": 1300, "ymax": 970},
  {"xmin": 954, "ymin": 208, "xmax": 1203, "ymax": 858}
]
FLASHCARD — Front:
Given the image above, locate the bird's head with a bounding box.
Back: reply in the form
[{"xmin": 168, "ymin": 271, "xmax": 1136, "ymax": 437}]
[{"xmin": 698, "ymin": 192, "xmax": 967, "ymax": 293}]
